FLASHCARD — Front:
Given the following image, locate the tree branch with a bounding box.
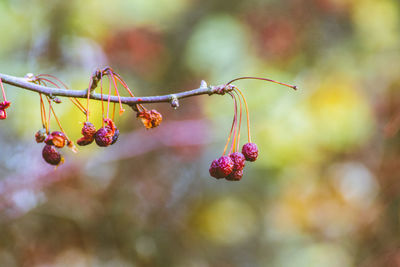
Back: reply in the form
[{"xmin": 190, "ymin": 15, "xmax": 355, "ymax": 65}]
[{"xmin": 0, "ymin": 72, "xmax": 227, "ymax": 107}]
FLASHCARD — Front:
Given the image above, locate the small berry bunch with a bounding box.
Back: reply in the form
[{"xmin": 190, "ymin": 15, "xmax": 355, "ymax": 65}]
[
  {"xmin": 209, "ymin": 77, "xmax": 297, "ymax": 181},
  {"xmin": 0, "ymin": 78, "xmax": 11, "ymax": 120},
  {"xmin": 78, "ymin": 67, "xmax": 162, "ymax": 148},
  {"xmin": 29, "ymin": 74, "xmax": 83, "ymax": 167}
]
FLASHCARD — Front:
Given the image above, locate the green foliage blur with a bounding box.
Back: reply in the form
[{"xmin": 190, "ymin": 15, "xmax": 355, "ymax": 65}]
[{"xmin": 0, "ymin": 0, "xmax": 400, "ymax": 266}]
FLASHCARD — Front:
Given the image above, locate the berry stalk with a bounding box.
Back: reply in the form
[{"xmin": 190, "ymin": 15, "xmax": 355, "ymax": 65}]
[
  {"xmin": 0, "ymin": 78, "xmax": 6, "ymax": 101},
  {"xmin": 222, "ymin": 92, "xmax": 238, "ymax": 156}
]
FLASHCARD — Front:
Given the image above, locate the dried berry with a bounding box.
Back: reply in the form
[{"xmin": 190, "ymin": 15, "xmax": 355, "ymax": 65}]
[
  {"xmin": 226, "ymin": 169, "xmax": 243, "ymax": 181},
  {"xmin": 242, "ymin": 142, "xmax": 258, "ymax": 162},
  {"xmin": 45, "ymin": 131, "xmax": 67, "ymax": 148},
  {"xmin": 216, "ymin": 156, "xmax": 234, "ymax": 177},
  {"xmin": 111, "ymin": 128, "xmax": 119, "ymax": 145},
  {"xmin": 209, "ymin": 159, "xmax": 225, "ymax": 179},
  {"xmin": 81, "ymin": 122, "xmax": 96, "ymax": 138},
  {"xmin": 77, "ymin": 137, "xmax": 94, "ymax": 146},
  {"xmin": 35, "ymin": 128, "xmax": 47, "ymax": 143},
  {"xmin": 77, "ymin": 122, "xmax": 96, "ymax": 146},
  {"xmin": 137, "ymin": 109, "xmax": 162, "ymax": 129},
  {"xmin": 94, "ymin": 127, "xmax": 113, "ymax": 147},
  {"xmin": 229, "ymin": 152, "xmax": 245, "ymax": 171},
  {"xmin": 42, "ymin": 145, "xmax": 64, "ymax": 166}
]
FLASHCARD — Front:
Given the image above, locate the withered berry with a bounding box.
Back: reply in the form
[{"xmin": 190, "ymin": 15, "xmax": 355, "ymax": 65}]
[
  {"xmin": 242, "ymin": 143, "xmax": 258, "ymax": 162},
  {"xmin": 94, "ymin": 127, "xmax": 113, "ymax": 147},
  {"xmin": 137, "ymin": 109, "xmax": 162, "ymax": 129},
  {"xmin": 226, "ymin": 169, "xmax": 243, "ymax": 181},
  {"xmin": 42, "ymin": 145, "xmax": 64, "ymax": 166},
  {"xmin": 216, "ymin": 156, "xmax": 234, "ymax": 177},
  {"xmin": 77, "ymin": 122, "xmax": 96, "ymax": 146},
  {"xmin": 81, "ymin": 122, "xmax": 96, "ymax": 138},
  {"xmin": 77, "ymin": 137, "xmax": 94, "ymax": 146},
  {"xmin": 35, "ymin": 129, "xmax": 47, "ymax": 143},
  {"xmin": 229, "ymin": 152, "xmax": 245, "ymax": 171},
  {"xmin": 45, "ymin": 131, "xmax": 67, "ymax": 148},
  {"xmin": 111, "ymin": 128, "xmax": 119, "ymax": 145},
  {"xmin": 209, "ymin": 159, "xmax": 225, "ymax": 179}
]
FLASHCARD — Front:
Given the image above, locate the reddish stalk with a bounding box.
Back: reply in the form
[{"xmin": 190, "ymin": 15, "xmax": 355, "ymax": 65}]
[
  {"xmin": 0, "ymin": 78, "xmax": 6, "ymax": 101},
  {"xmin": 109, "ymin": 72, "xmax": 125, "ymax": 115},
  {"xmin": 106, "ymin": 75, "xmax": 112, "ymax": 119},
  {"xmin": 113, "ymin": 74, "xmax": 144, "ymax": 112},
  {"xmin": 39, "ymin": 94, "xmax": 47, "ymax": 129},
  {"xmin": 37, "ymin": 75, "xmax": 87, "ymax": 114},
  {"xmin": 232, "ymin": 89, "xmax": 243, "ymax": 152},
  {"xmin": 228, "ymin": 91, "xmax": 239, "ymax": 155},
  {"xmin": 234, "ymin": 87, "xmax": 251, "ymax": 143},
  {"xmin": 222, "ymin": 92, "xmax": 238, "ymax": 156},
  {"xmin": 227, "ymin": 76, "xmax": 297, "ymax": 90}
]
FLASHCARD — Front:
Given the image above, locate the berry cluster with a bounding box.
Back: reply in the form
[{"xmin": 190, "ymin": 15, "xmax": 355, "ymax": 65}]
[
  {"xmin": 209, "ymin": 77, "xmax": 296, "ymax": 181},
  {"xmin": 26, "ymin": 67, "xmax": 164, "ymax": 167},
  {"xmin": 0, "ymin": 78, "xmax": 11, "ymax": 120},
  {"xmin": 29, "ymin": 74, "xmax": 82, "ymax": 167}
]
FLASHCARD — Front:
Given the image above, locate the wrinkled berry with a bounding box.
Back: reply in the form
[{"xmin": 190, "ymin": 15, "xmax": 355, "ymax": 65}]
[
  {"xmin": 45, "ymin": 131, "xmax": 67, "ymax": 148},
  {"xmin": 226, "ymin": 169, "xmax": 243, "ymax": 181},
  {"xmin": 229, "ymin": 152, "xmax": 245, "ymax": 171},
  {"xmin": 137, "ymin": 109, "xmax": 162, "ymax": 129},
  {"xmin": 81, "ymin": 122, "xmax": 96, "ymax": 138},
  {"xmin": 42, "ymin": 145, "xmax": 63, "ymax": 166},
  {"xmin": 209, "ymin": 159, "xmax": 225, "ymax": 179},
  {"xmin": 242, "ymin": 143, "xmax": 258, "ymax": 162},
  {"xmin": 94, "ymin": 127, "xmax": 113, "ymax": 147},
  {"xmin": 216, "ymin": 156, "xmax": 234, "ymax": 177},
  {"xmin": 111, "ymin": 128, "xmax": 119, "ymax": 145},
  {"xmin": 35, "ymin": 129, "xmax": 47, "ymax": 143},
  {"xmin": 77, "ymin": 136, "xmax": 94, "ymax": 146}
]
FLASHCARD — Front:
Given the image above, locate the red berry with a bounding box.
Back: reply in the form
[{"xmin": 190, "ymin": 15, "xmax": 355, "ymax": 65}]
[
  {"xmin": 81, "ymin": 122, "xmax": 96, "ymax": 138},
  {"xmin": 229, "ymin": 152, "xmax": 245, "ymax": 171},
  {"xmin": 226, "ymin": 169, "xmax": 243, "ymax": 181},
  {"xmin": 242, "ymin": 143, "xmax": 258, "ymax": 162},
  {"xmin": 0, "ymin": 110, "xmax": 6, "ymax": 119},
  {"xmin": 42, "ymin": 145, "xmax": 64, "ymax": 166},
  {"xmin": 111, "ymin": 128, "xmax": 119, "ymax": 145},
  {"xmin": 216, "ymin": 156, "xmax": 234, "ymax": 177},
  {"xmin": 94, "ymin": 127, "xmax": 113, "ymax": 147},
  {"xmin": 209, "ymin": 159, "xmax": 225, "ymax": 179}
]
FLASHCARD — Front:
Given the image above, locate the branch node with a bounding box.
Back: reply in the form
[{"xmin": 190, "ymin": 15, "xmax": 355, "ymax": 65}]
[
  {"xmin": 170, "ymin": 94, "xmax": 179, "ymax": 109},
  {"xmin": 200, "ymin": 80, "xmax": 208, "ymax": 89}
]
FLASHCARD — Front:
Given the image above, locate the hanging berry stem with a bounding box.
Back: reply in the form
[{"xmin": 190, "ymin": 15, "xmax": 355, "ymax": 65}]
[
  {"xmin": 37, "ymin": 74, "xmax": 87, "ymax": 111},
  {"xmin": 229, "ymin": 92, "xmax": 239, "ymax": 154},
  {"xmin": 0, "ymin": 78, "xmax": 6, "ymax": 101},
  {"xmin": 222, "ymin": 92, "xmax": 238, "ymax": 156},
  {"xmin": 37, "ymin": 76, "xmax": 87, "ymax": 114},
  {"xmin": 39, "ymin": 93, "xmax": 46, "ymax": 129},
  {"xmin": 106, "ymin": 75, "xmax": 112, "ymax": 119},
  {"xmin": 113, "ymin": 74, "xmax": 144, "ymax": 112},
  {"xmin": 226, "ymin": 76, "xmax": 297, "ymax": 90},
  {"xmin": 232, "ymin": 89, "xmax": 243, "ymax": 152},
  {"xmin": 109, "ymin": 72, "xmax": 125, "ymax": 115},
  {"xmin": 234, "ymin": 87, "xmax": 251, "ymax": 143}
]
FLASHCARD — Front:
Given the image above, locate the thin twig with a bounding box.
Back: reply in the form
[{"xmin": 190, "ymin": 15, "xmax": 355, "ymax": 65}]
[{"xmin": 0, "ymin": 72, "xmax": 225, "ymax": 107}]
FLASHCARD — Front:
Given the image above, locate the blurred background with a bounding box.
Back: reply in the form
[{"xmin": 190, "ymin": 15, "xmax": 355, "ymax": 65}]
[{"xmin": 0, "ymin": 0, "xmax": 400, "ymax": 266}]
